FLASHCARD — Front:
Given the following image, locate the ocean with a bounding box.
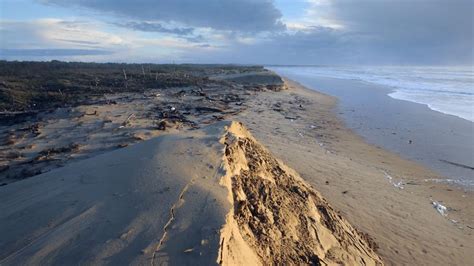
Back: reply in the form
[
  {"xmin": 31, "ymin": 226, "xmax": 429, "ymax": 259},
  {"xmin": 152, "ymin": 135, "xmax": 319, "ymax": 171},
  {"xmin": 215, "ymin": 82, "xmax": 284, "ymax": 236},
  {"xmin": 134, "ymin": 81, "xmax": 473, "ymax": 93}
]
[
  {"xmin": 270, "ymin": 66, "xmax": 474, "ymax": 122},
  {"xmin": 269, "ymin": 65, "xmax": 474, "ymax": 190}
]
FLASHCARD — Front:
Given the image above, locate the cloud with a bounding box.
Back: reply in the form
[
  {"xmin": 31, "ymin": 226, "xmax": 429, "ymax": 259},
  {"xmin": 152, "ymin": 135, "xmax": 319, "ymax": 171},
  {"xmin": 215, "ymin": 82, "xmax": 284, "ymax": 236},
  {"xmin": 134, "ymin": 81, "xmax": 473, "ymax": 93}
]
[
  {"xmin": 0, "ymin": 19, "xmax": 125, "ymax": 49},
  {"xmin": 204, "ymin": 0, "xmax": 473, "ymax": 65},
  {"xmin": 0, "ymin": 48, "xmax": 112, "ymax": 57},
  {"xmin": 4, "ymin": 0, "xmax": 472, "ymax": 65},
  {"xmin": 40, "ymin": 0, "xmax": 284, "ymax": 32},
  {"xmin": 54, "ymin": 39, "xmax": 101, "ymax": 46},
  {"xmin": 0, "ymin": 18, "xmax": 221, "ymax": 62},
  {"xmin": 0, "ymin": 19, "xmax": 126, "ymax": 60},
  {"xmin": 115, "ymin": 21, "xmax": 194, "ymax": 35},
  {"xmin": 298, "ymin": 0, "xmax": 474, "ymax": 64}
]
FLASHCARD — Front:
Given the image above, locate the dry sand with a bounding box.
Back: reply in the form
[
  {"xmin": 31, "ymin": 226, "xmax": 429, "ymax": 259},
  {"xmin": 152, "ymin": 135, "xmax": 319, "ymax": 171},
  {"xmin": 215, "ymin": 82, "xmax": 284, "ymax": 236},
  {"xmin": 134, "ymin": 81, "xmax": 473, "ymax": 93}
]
[
  {"xmin": 0, "ymin": 121, "xmax": 381, "ymax": 265},
  {"xmin": 0, "ymin": 123, "xmax": 229, "ymax": 265}
]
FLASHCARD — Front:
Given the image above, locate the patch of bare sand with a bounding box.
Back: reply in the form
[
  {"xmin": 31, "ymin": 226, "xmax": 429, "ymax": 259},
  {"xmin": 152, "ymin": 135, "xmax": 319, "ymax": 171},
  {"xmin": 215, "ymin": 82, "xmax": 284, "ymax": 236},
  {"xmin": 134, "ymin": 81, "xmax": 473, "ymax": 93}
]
[
  {"xmin": 0, "ymin": 123, "xmax": 230, "ymax": 265},
  {"xmin": 235, "ymin": 79, "xmax": 474, "ymax": 265},
  {"xmin": 0, "ymin": 121, "xmax": 382, "ymax": 265}
]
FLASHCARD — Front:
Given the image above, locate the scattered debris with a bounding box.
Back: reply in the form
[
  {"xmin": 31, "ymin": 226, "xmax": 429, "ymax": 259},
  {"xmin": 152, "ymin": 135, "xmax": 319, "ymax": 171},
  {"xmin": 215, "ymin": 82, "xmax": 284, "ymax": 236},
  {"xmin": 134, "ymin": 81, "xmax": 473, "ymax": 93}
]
[
  {"xmin": 439, "ymin": 159, "xmax": 474, "ymax": 170},
  {"xmin": 156, "ymin": 120, "xmax": 168, "ymax": 130},
  {"xmin": 119, "ymin": 113, "xmax": 136, "ymax": 128},
  {"xmin": 0, "ymin": 63, "xmax": 286, "ymax": 185},
  {"xmin": 34, "ymin": 144, "xmax": 80, "ymax": 162},
  {"xmin": 85, "ymin": 110, "xmax": 98, "ymax": 116},
  {"xmin": 432, "ymin": 201, "xmax": 448, "ymax": 216},
  {"xmin": 382, "ymin": 171, "xmax": 405, "ymax": 189},
  {"xmin": 195, "ymin": 106, "xmax": 223, "ymax": 113},
  {"xmin": 183, "ymin": 248, "xmax": 194, "ymax": 253}
]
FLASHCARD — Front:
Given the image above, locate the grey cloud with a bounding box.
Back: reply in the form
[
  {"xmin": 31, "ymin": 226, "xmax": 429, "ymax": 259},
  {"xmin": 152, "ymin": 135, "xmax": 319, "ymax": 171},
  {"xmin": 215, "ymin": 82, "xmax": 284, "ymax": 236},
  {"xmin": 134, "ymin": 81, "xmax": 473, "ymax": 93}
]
[
  {"xmin": 183, "ymin": 35, "xmax": 206, "ymax": 43},
  {"xmin": 55, "ymin": 39, "xmax": 101, "ymax": 46},
  {"xmin": 303, "ymin": 0, "xmax": 474, "ymax": 64},
  {"xmin": 13, "ymin": 0, "xmax": 474, "ymax": 65},
  {"xmin": 115, "ymin": 22, "xmax": 194, "ymax": 35},
  {"xmin": 0, "ymin": 20, "xmax": 118, "ymax": 61},
  {"xmin": 208, "ymin": 0, "xmax": 473, "ymax": 65},
  {"xmin": 195, "ymin": 44, "xmax": 211, "ymax": 48},
  {"xmin": 202, "ymin": 28, "xmax": 358, "ymax": 64},
  {"xmin": 40, "ymin": 0, "xmax": 284, "ymax": 32},
  {"xmin": 0, "ymin": 48, "xmax": 113, "ymax": 57}
]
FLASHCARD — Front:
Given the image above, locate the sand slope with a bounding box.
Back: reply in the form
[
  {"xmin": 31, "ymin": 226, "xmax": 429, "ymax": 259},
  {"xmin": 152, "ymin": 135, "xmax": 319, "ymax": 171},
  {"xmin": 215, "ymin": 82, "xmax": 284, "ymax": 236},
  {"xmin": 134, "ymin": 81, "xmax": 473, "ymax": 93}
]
[
  {"xmin": 219, "ymin": 122, "xmax": 382, "ymax": 265},
  {"xmin": 0, "ymin": 124, "xmax": 230, "ymax": 265},
  {"xmin": 0, "ymin": 121, "xmax": 381, "ymax": 265}
]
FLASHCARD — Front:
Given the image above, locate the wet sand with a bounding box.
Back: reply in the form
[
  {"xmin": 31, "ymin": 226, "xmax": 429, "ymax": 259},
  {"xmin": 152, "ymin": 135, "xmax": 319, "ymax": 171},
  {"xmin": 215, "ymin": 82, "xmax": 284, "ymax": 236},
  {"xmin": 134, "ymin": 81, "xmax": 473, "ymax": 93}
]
[{"xmin": 270, "ymin": 69, "xmax": 474, "ymax": 190}]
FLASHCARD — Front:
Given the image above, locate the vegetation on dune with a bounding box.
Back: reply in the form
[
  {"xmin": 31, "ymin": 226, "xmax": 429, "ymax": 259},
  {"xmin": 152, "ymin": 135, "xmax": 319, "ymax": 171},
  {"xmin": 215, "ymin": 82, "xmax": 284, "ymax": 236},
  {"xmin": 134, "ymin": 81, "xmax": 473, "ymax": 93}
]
[{"xmin": 0, "ymin": 60, "xmax": 263, "ymax": 112}]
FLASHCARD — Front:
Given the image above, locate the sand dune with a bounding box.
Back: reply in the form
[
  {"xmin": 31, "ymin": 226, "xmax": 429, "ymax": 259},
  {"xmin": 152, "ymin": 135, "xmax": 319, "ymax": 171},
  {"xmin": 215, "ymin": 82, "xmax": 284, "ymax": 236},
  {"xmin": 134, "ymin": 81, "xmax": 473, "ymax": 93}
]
[
  {"xmin": 0, "ymin": 121, "xmax": 381, "ymax": 265},
  {"xmin": 219, "ymin": 122, "xmax": 382, "ymax": 265}
]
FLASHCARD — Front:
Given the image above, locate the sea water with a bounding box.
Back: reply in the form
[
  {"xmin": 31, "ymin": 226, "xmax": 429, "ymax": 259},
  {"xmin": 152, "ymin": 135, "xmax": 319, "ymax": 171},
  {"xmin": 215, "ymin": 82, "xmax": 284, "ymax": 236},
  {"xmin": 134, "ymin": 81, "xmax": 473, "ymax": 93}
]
[{"xmin": 271, "ymin": 65, "xmax": 474, "ymax": 122}]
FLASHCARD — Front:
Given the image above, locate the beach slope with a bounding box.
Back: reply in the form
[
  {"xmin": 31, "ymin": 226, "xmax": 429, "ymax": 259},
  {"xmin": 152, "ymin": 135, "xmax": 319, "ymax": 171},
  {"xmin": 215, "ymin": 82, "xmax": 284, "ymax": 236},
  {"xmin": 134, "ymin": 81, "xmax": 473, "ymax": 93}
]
[{"xmin": 0, "ymin": 121, "xmax": 382, "ymax": 265}]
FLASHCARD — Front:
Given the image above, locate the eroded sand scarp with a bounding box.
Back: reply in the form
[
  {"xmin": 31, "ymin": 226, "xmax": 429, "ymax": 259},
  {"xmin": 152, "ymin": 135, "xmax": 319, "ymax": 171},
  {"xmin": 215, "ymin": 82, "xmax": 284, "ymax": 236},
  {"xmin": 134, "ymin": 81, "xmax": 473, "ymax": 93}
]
[{"xmin": 218, "ymin": 122, "xmax": 383, "ymax": 265}]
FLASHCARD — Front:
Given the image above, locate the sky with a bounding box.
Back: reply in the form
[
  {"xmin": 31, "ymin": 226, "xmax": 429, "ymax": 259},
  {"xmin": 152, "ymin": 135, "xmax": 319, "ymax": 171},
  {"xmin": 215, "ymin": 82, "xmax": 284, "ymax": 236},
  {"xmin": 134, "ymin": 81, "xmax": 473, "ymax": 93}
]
[{"xmin": 0, "ymin": 0, "xmax": 473, "ymax": 65}]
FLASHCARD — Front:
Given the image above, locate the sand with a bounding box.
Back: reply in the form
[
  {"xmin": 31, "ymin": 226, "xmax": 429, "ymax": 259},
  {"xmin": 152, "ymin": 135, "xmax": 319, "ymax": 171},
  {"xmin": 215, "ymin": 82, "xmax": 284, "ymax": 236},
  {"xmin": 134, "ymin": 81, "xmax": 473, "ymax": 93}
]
[
  {"xmin": 0, "ymin": 124, "xmax": 230, "ymax": 265},
  {"xmin": 1, "ymin": 70, "xmax": 472, "ymax": 265},
  {"xmin": 234, "ymin": 79, "xmax": 474, "ymax": 265},
  {"xmin": 219, "ymin": 122, "xmax": 381, "ymax": 265},
  {"xmin": 0, "ymin": 121, "xmax": 381, "ymax": 265}
]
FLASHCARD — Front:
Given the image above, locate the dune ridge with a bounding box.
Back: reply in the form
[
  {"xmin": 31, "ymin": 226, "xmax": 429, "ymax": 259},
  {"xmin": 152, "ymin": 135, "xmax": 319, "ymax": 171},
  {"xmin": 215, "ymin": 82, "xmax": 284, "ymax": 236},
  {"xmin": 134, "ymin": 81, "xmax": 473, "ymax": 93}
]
[{"xmin": 218, "ymin": 122, "xmax": 382, "ymax": 265}]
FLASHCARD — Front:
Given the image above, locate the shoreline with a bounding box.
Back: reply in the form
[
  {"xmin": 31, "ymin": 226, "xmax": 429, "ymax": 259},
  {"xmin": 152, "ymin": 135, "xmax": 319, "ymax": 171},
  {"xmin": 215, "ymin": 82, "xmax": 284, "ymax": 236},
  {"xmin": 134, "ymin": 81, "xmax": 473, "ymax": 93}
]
[
  {"xmin": 268, "ymin": 68, "xmax": 474, "ymax": 190},
  {"xmin": 234, "ymin": 78, "xmax": 473, "ymax": 264}
]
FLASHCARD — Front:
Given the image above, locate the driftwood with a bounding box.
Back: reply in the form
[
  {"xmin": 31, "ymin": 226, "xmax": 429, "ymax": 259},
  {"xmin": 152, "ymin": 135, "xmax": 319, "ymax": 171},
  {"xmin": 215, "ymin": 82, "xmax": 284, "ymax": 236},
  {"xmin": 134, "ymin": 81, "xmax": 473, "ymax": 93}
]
[
  {"xmin": 195, "ymin": 106, "xmax": 224, "ymax": 113},
  {"xmin": 120, "ymin": 113, "xmax": 135, "ymax": 128}
]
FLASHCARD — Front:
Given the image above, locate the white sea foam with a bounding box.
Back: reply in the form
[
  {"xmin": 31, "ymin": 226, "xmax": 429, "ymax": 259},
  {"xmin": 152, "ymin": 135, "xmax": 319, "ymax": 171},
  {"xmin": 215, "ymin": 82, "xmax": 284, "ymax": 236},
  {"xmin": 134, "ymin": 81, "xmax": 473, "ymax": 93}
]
[{"xmin": 270, "ymin": 66, "xmax": 474, "ymax": 122}]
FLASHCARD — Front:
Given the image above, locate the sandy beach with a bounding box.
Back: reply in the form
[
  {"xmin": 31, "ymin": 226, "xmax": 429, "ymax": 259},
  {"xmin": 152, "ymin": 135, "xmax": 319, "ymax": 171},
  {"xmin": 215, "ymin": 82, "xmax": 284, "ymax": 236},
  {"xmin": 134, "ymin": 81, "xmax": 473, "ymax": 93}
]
[
  {"xmin": 2, "ymin": 0, "xmax": 473, "ymax": 264},
  {"xmin": 235, "ymin": 79, "xmax": 474, "ymax": 265},
  {"xmin": 1, "ymin": 64, "xmax": 473, "ymax": 265},
  {"xmin": 268, "ymin": 68, "xmax": 474, "ymax": 189}
]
